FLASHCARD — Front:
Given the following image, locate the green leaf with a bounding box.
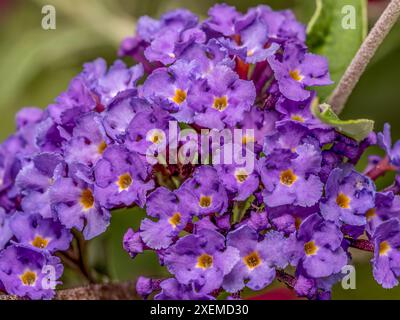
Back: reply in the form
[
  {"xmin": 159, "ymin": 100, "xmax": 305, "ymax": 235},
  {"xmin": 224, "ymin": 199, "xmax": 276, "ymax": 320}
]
[
  {"xmin": 231, "ymin": 195, "xmax": 255, "ymax": 224},
  {"xmin": 311, "ymin": 102, "xmax": 374, "ymax": 142},
  {"xmin": 307, "ymin": 0, "xmax": 368, "ymax": 101}
]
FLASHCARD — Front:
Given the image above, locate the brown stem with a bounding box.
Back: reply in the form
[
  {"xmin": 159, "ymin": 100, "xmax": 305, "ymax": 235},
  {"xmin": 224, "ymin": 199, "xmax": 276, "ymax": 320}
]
[
  {"xmin": 328, "ymin": 0, "xmax": 400, "ymax": 113},
  {"xmin": 276, "ymin": 270, "xmax": 296, "ymax": 288},
  {"xmin": 0, "ymin": 282, "xmax": 137, "ymax": 300},
  {"xmin": 57, "ymin": 251, "xmax": 93, "ymax": 284},
  {"xmin": 73, "ymin": 231, "xmax": 96, "ymax": 284}
]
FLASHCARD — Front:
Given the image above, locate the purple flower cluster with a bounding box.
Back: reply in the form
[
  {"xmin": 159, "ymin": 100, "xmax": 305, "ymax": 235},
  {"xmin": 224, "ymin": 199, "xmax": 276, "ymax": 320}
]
[{"xmin": 0, "ymin": 4, "xmax": 399, "ymax": 300}]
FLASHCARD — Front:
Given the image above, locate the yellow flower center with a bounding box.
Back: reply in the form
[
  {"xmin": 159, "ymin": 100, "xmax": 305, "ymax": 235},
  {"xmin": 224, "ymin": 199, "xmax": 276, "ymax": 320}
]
[
  {"xmin": 148, "ymin": 130, "xmax": 164, "ymax": 144},
  {"xmin": 31, "ymin": 236, "xmax": 49, "ymax": 249},
  {"xmin": 242, "ymin": 135, "xmax": 255, "ymax": 145},
  {"xmin": 243, "ymin": 251, "xmax": 262, "ymax": 270},
  {"xmin": 117, "ymin": 173, "xmax": 133, "ymax": 192},
  {"xmin": 20, "ymin": 270, "xmax": 37, "ymax": 286},
  {"xmin": 172, "ymin": 89, "xmax": 187, "ymax": 105},
  {"xmin": 196, "ymin": 253, "xmax": 213, "ymax": 269},
  {"xmin": 212, "ymin": 96, "xmax": 228, "ymax": 112},
  {"xmin": 336, "ymin": 193, "xmax": 350, "ymax": 209},
  {"xmin": 247, "ymin": 49, "xmax": 255, "ymax": 57},
  {"xmin": 379, "ymin": 241, "xmax": 391, "ymax": 256},
  {"xmin": 289, "ymin": 69, "xmax": 304, "ymax": 82},
  {"xmin": 235, "ymin": 169, "xmax": 248, "ymax": 183},
  {"xmin": 291, "ymin": 114, "xmax": 305, "ymax": 123},
  {"xmin": 304, "ymin": 241, "xmax": 319, "ymax": 256},
  {"xmin": 366, "ymin": 208, "xmax": 376, "ymax": 221},
  {"xmin": 98, "ymin": 141, "xmax": 107, "ymax": 154},
  {"xmin": 199, "ymin": 195, "xmax": 212, "ymax": 208},
  {"xmin": 168, "ymin": 212, "xmax": 182, "ymax": 229},
  {"xmin": 80, "ymin": 189, "xmax": 95, "ymax": 211},
  {"xmin": 280, "ymin": 169, "xmax": 297, "ymax": 186}
]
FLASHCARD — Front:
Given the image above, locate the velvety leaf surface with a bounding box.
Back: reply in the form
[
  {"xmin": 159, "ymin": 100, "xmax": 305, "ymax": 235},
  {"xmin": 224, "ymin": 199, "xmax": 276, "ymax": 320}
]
[{"xmin": 307, "ymin": 0, "xmax": 368, "ymax": 101}]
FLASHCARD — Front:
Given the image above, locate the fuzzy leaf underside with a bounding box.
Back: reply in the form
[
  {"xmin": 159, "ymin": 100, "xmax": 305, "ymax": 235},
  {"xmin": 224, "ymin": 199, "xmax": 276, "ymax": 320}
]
[
  {"xmin": 307, "ymin": 0, "xmax": 368, "ymax": 101},
  {"xmin": 312, "ymin": 102, "xmax": 374, "ymax": 142}
]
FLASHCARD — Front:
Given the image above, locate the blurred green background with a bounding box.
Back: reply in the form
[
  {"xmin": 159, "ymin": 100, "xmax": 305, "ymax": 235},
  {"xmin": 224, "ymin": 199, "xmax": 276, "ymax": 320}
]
[{"xmin": 1, "ymin": 0, "xmax": 399, "ymax": 299}]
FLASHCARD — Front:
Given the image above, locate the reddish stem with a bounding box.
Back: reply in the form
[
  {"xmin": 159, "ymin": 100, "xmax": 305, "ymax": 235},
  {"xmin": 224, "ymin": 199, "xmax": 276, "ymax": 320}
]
[
  {"xmin": 346, "ymin": 238, "xmax": 374, "ymax": 252},
  {"xmin": 183, "ymin": 222, "xmax": 194, "ymax": 233},
  {"xmin": 366, "ymin": 156, "xmax": 397, "ymax": 180},
  {"xmin": 235, "ymin": 57, "xmax": 250, "ymax": 80}
]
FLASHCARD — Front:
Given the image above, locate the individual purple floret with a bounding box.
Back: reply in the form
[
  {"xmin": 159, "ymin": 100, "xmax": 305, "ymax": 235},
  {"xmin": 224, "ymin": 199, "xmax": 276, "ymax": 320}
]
[
  {"xmin": 268, "ymin": 43, "xmax": 332, "ymax": 101},
  {"xmin": 189, "ymin": 65, "xmax": 256, "ymax": 129},
  {"xmin": 63, "ymin": 112, "xmax": 110, "ymax": 168},
  {"xmin": 215, "ymin": 163, "xmax": 259, "ymax": 201},
  {"xmin": 141, "ymin": 60, "xmax": 197, "ymax": 123},
  {"xmin": 123, "ymin": 228, "xmax": 145, "ymax": 259},
  {"xmin": 10, "ymin": 213, "xmax": 72, "ymax": 252},
  {"xmin": 219, "ymin": 8, "xmax": 280, "ymax": 64},
  {"xmin": 202, "ymin": 4, "xmax": 240, "ymax": 37},
  {"xmin": 94, "ymin": 145, "xmax": 154, "ymax": 209},
  {"xmin": 378, "ymin": 123, "xmax": 400, "ymax": 167},
  {"xmin": 320, "ymin": 165, "xmax": 375, "ymax": 226},
  {"xmin": 125, "ymin": 106, "xmax": 172, "ymax": 157},
  {"xmin": 366, "ymin": 192, "xmax": 400, "ymax": 237},
  {"xmin": 15, "ymin": 152, "xmax": 64, "ymax": 219},
  {"xmin": 372, "ymin": 219, "xmax": 400, "ymax": 288},
  {"xmin": 289, "ymin": 214, "xmax": 347, "ymax": 278},
  {"xmin": 179, "ymin": 39, "xmax": 234, "ymax": 78},
  {"xmin": 0, "ymin": 245, "xmax": 63, "ymax": 300},
  {"xmin": 178, "ymin": 166, "xmax": 228, "ymax": 216},
  {"xmin": 223, "ymin": 225, "xmax": 288, "ymax": 292},
  {"xmin": 258, "ymin": 143, "xmax": 324, "ymax": 208},
  {"xmin": 49, "ymin": 174, "xmax": 110, "ymax": 240},
  {"xmin": 103, "ymin": 92, "xmax": 151, "ymax": 143},
  {"xmin": 140, "ymin": 187, "xmax": 192, "ymax": 249},
  {"xmin": 163, "ymin": 228, "xmax": 239, "ymax": 294},
  {"xmin": 82, "ymin": 59, "xmax": 144, "ymax": 105},
  {"xmin": 140, "ymin": 9, "xmax": 203, "ymax": 65}
]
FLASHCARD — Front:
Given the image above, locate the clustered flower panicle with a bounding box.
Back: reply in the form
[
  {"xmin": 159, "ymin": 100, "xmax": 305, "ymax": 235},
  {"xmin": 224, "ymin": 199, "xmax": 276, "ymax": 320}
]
[{"xmin": 0, "ymin": 4, "xmax": 399, "ymax": 300}]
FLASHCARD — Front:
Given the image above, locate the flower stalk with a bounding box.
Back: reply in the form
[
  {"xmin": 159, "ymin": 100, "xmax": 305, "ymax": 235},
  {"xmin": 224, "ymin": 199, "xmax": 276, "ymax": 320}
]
[
  {"xmin": 329, "ymin": 0, "xmax": 400, "ymax": 114},
  {"xmin": 346, "ymin": 238, "xmax": 374, "ymax": 252},
  {"xmin": 366, "ymin": 156, "xmax": 397, "ymax": 180}
]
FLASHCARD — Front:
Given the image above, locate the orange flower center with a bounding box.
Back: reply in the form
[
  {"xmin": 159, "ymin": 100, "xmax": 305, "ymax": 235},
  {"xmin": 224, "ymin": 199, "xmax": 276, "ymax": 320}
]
[
  {"xmin": 172, "ymin": 89, "xmax": 187, "ymax": 105},
  {"xmin": 366, "ymin": 208, "xmax": 376, "ymax": 221},
  {"xmin": 336, "ymin": 193, "xmax": 350, "ymax": 209},
  {"xmin": 199, "ymin": 195, "xmax": 212, "ymax": 208},
  {"xmin": 212, "ymin": 96, "xmax": 228, "ymax": 111},
  {"xmin": 117, "ymin": 173, "xmax": 133, "ymax": 191},
  {"xmin": 379, "ymin": 241, "xmax": 391, "ymax": 256},
  {"xmin": 289, "ymin": 69, "xmax": 303, "ymax": 82},
  {"xmin": 168, "ymin": 212, "xmax": 182, "ymax": 229},
  {"xmin": 98, "ymin": 141, "xmax": 107, "ymax": 154},
  {"xmin": 304, "ymin": 241, "xmax": 319, "ymax": 256},
  {"xmin": 235, "ymin": 169, "xmax": 249, "ymax": 183},
  {"xmin": 280, "ymin": 169, "xmax": 297, "ymax": 186},
  {"xmin": 243, "ymin": 251, "xmax": 262, "ymax": 270},
  {"xmin": 31, "ymin": 236, "xmax": 49, "ymax": 249},
  {"xmin": 20, "ymin": 270, "xmax": 37, "ymax": 286},
  {"xmin": 80, "ymin": 189, "xmax": 95, "ymax": 211},
  {"xmin": 291, "ymin": 114, "xmax": 305, "ymax": 123},
  {"xmin": 196, "ymin": 254, "xmax": 213, "ymax": 269}
]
